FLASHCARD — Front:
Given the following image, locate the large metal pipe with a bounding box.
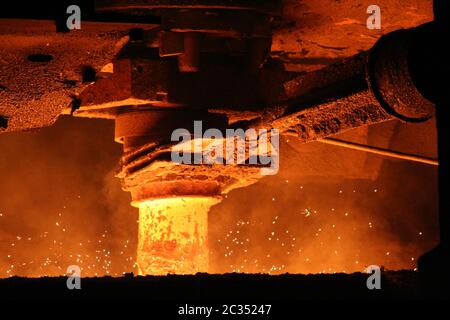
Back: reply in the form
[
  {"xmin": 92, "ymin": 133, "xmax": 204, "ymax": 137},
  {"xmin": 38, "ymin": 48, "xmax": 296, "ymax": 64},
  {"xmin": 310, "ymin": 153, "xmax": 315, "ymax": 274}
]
[
  {"xmin": 255, "ymin": 25, "xmax": 437, "ymax": 142},
  {"xmin": 136, "ymin": 197, "xmax": 220, "ymax": 275}
]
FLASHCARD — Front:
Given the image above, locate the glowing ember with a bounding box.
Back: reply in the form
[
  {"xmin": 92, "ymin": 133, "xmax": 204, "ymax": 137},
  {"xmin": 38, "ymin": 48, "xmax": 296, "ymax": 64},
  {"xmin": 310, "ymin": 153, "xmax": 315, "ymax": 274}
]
[{"xmin": 136, "ymin": 197, "xmax": 219, "ymax": 275}]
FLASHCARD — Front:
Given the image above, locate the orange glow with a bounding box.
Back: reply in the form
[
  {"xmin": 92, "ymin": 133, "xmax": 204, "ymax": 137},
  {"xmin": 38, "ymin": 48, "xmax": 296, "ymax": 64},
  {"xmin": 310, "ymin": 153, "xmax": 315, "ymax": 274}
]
[{"xmin": 137, "ymin": 197, "xmax": 219, "ymax": 275}]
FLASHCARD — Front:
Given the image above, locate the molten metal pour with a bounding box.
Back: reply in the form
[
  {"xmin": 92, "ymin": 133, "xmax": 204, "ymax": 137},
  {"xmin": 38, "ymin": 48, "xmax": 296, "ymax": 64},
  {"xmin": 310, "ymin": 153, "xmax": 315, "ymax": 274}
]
[
  {"xmin": 136, "ymin": 197, "xmax": 219, "ymax": 275},
  {"xmin": 122, "ymin": 132, "xmax": 275, "ymax": 275}
]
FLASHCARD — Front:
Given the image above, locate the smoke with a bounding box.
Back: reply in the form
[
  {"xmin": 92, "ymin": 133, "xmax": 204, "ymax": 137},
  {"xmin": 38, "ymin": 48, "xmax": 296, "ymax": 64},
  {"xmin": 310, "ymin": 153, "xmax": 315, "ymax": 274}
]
[
  {"xmin": 209, "ymin": 133, "xmax": 439, "ymax": 274},
  {"xmin": 0, "ymin": 116, "xmax": 136, "ymax": 277}
]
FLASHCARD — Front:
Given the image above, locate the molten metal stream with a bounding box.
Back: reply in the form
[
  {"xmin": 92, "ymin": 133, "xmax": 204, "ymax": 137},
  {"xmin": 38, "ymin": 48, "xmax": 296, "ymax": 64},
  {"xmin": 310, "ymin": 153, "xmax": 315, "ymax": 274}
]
[{"xmin": 137, "ymin": 197, "xmax": 220, "ymax": 275}]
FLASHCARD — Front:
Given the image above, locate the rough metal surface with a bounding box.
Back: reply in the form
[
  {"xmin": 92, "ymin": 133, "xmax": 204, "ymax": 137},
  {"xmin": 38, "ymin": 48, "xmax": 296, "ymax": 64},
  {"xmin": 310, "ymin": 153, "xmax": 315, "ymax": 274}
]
[
  {"xmin": 244, "ymin": 51, "xmax": 392, "ymax": 143},
  {"xmin": 118, "ymin": 136, "xmax": 276, "ymax": 203},
  {"xmin": 0, "ymin": 19, "xmax": 155, "ymax": 133},
  {"xmin": 71, "ymin": 38, "xmax": 285, "ymax": 118},
  {"xmin": 269, "ymin": 91, "xmax": 391, "ymax": 142},
  {"xmin": 368, "ymin": 28, "xmax": 436, "ymax": 122},
  {"xmin": 274, "ymin": 0, "xmax": 433, "ymax": 72},
  {"xmin": 0, "ymin": 1, "xmax": 434, "ymax": 134}
]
